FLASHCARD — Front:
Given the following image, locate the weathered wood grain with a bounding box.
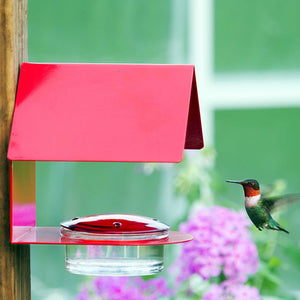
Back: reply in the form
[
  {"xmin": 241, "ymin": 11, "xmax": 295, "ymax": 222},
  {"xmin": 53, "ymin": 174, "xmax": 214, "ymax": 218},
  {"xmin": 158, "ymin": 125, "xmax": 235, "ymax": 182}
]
[{"xmin": 0, "ymin": 0, "xmax": 30, "ymax": 299}]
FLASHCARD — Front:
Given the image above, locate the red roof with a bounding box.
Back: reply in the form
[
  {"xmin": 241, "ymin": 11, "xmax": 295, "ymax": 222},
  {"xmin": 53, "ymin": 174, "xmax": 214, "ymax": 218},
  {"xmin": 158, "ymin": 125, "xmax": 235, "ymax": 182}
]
[{"xmin": 8, "ymin": 63, "xmax": 203, "ymax": 162}]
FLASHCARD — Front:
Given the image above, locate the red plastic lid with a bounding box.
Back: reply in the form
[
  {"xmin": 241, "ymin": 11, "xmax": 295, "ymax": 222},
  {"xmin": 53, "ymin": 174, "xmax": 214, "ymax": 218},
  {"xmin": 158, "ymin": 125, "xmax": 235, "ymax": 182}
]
[{"xmin": 60, "ymin": 214, "xmax": 170, "ymax": 241}]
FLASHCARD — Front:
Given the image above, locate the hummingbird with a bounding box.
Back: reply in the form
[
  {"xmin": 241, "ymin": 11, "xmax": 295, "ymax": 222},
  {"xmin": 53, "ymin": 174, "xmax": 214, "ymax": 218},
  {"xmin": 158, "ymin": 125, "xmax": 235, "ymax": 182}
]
[{"xmin": 226, "ymin": 179, "xmax": 299, "ymax": 234}]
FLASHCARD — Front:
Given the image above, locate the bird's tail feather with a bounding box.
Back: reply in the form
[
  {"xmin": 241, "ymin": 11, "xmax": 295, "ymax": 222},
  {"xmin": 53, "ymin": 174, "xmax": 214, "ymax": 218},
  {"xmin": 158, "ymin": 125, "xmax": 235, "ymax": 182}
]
[
  {"xmin": 277, "ymin": 225, "xmax": 289, "ymax": 234},
  {"xmin": 269, "ymin": 219, "xmax": 289, "ymax": 234}
]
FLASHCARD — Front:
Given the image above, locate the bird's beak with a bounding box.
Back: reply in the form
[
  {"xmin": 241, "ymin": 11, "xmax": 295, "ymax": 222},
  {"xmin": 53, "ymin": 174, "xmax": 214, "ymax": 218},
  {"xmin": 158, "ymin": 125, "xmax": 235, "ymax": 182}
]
[{"xmin": 226, "ymin": 180, "xmax": 243, "ymax": 185}]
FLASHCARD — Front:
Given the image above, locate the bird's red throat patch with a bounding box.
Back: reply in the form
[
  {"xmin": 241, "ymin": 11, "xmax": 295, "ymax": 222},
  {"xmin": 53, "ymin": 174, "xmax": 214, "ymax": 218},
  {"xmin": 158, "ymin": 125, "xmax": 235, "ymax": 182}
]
[{"xmin": 243, "ymin": 186, "xmax": 260, "ymax": 197}]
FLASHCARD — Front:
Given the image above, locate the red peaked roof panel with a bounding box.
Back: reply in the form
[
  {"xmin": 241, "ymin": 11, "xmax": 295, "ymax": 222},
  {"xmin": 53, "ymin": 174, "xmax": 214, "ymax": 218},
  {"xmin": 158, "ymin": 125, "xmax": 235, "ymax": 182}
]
[{"xmin": 8, "ymin": 63, "xmax": 203, "ymax": 162}]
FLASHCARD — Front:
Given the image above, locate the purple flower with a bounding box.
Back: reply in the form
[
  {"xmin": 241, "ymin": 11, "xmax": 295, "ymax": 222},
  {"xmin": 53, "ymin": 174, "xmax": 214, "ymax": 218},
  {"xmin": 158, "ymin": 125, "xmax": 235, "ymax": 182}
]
[
  {"xmin": 76, "ymin": 288, "xmax": 90, "ymax": 300},
  {"xmin": 227, "ymin": 283, "xmax": 260, "ymax": 299},
  {"xmin": 202, "ymin": 284, "xmax": 225, "ymax": 300},
  {"xmin": 132, "ymin": 277, "xmax": 173, "ymax": 297},
  {"xmin": 172, "ymin": 206, "xmax": 259, "ymax": 283},
  {"xmin": 203, "ymin": 282, "xmax": 260, "ymax": 300},
  {"xmin": 12, "ymin": 203, "xmax": 36, "ymax": 226},
  {"xmin": 76, "ymin": 276, "xmax": 172, "ymax": 300}
]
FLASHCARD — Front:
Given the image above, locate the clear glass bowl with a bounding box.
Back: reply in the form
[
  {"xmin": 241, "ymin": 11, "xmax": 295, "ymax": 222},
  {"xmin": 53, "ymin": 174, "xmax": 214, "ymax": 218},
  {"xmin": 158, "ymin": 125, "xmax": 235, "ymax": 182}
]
[
  {"xmin": 65, "ymin": 244, "xmax": 164, "ymax": 276},
  {"xmin": 60, "ymin": 214, "xmax": 169, "ymax": 276}
]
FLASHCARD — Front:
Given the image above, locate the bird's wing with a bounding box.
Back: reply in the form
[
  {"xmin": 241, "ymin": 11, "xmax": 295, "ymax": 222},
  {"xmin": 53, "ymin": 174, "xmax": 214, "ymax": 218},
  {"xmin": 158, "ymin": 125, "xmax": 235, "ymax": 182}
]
[
  {"xmin": 261, "ymin": 180, "xmax": 286, "ymax": 198},
  {"xmin": 262, "ymin": 194, "xmax": 300, "ymax": 212}
]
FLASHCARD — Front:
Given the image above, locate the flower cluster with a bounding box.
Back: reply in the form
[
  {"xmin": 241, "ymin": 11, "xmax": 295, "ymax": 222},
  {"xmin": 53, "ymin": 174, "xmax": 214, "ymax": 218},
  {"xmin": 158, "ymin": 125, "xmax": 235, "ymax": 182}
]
[
  {"xmin": 76, "ymin": 276, "xmax": 173, "ymax": 300},
  {"xmin": 173, "ymin": 206, "xmax": 259, "ymax": 283},
  {"xmin": 203, "ymin": 282, "xmax": 260, "ymax": 300}
]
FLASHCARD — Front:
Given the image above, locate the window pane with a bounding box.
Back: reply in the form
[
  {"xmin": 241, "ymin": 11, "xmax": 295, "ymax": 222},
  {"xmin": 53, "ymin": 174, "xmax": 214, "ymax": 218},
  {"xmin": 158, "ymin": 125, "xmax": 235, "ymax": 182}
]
[
  {"xmin": 214, "ymin": 0, "xmax": 300, "ymax": 72},
  {"xmin": 29, "ymin": 0, "xmax": 174, "ymax": 63}
]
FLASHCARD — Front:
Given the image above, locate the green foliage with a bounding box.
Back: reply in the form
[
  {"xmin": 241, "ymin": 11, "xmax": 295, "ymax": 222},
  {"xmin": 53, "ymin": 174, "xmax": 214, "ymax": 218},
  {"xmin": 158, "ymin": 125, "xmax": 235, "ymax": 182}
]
[{"xmin": 174, "ymin": 148, "xmax": 217, "ymax": 205}]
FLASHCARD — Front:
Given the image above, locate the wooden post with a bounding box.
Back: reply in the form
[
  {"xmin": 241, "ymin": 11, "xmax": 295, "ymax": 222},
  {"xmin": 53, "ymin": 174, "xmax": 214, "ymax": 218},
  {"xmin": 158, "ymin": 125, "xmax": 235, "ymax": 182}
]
[{"xmin": 0, "ymin": 0, "xmax": 30, "ymax": 299}]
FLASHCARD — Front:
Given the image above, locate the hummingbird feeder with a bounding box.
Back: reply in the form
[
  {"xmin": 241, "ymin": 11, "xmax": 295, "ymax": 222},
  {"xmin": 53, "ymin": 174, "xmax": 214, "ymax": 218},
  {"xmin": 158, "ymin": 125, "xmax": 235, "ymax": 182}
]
[{"xmin": 8, "ymin": 63, "xmax": 203, "ymax": 276}]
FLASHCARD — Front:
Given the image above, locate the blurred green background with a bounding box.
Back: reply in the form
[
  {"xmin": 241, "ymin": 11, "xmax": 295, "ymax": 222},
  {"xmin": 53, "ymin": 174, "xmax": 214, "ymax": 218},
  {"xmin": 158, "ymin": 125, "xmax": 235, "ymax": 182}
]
[
  {"xmin": 214, "ymin": 0, "xmax": 300, "ymax": 72},
  {"xmin": 28, "ymin": 0, "xmax": 300, "ymax": 299}
]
